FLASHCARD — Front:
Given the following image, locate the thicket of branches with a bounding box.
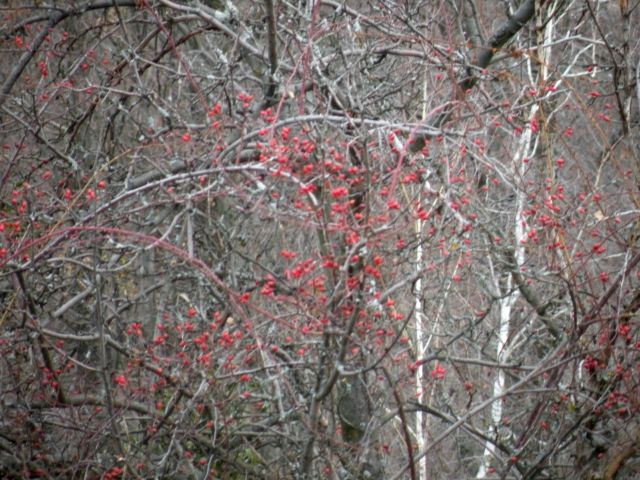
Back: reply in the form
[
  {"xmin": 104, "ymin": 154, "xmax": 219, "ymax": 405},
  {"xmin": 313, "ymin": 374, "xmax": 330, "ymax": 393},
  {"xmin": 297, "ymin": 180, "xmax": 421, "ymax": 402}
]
[{"xmin": 1, "ymin": 0, "xmax": 639, "ymax": 479}]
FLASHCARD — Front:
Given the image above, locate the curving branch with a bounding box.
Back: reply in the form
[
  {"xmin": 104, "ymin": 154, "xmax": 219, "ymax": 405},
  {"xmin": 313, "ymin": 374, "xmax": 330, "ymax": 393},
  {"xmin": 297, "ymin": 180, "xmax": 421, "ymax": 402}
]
[
  {"xmin": 0, "ymin": 12, "xmax": 64, "ymax": 111},
  {"xmin": 409, "ymin": 0, "xmax": 537, "ymax": 152},
  {"xmin": 0, "ymin": 0, "xmax": 137, "ymax": 111}
]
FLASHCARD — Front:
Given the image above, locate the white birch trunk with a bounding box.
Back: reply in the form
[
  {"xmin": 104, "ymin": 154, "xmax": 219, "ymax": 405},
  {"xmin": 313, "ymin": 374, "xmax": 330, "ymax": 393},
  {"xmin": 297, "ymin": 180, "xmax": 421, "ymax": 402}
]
[
  {"xmin": 476, "ymin": 2, "xmax": 559, "ymax": 475},
  {"xmin": 475, "ymin": 92, "xmax": 537, "ymax": 480},
  {"xmin": 414, "ymin": 63, "xmax": 430, "ymax": 480},
  {"xmin": 414, "ymin": 232, "xmax": 427, "ymax": 480}
]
